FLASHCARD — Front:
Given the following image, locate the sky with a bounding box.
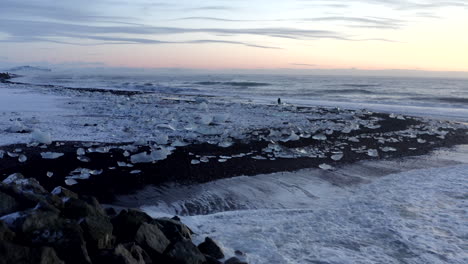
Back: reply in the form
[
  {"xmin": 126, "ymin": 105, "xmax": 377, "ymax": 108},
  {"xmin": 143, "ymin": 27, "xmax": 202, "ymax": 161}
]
[{"xmin": 0, "ymin": 0, "xmax": 467, "ymax": 73}]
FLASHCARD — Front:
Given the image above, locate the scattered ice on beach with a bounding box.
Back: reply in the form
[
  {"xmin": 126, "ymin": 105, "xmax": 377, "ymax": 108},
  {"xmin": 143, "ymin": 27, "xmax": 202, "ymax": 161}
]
[
  {"xmin": 252, "ymin": 155, "xmax": 267, "ymax": 160},
  {"xmin": 130, "ymin": 152, "xmax": 153, "ymax": 164},
  {"xmin": 41, "ymin": 152, "xmax": 64, "ymax": 159},
  {"xmin": 76, "ymin": 148, "xmax": 85, "ymax": 156},
  {"xmin": 331, "ymin": 153, "xmax": 344, "ymax": 161},
  {"xmin": 65, "ymin": 179, "xmax": 78, "ymax": 186},
  {"xmin": 348, "ymin": 137, "xmax": 360, "ymax": 143},
  {"xmin": 313, "ymin": 134, "xmax": 327, "ymax": 141},
  {"xmin": 130, "ymin": 170, "xmax": 141, "ymax": 174},
  {"xmin": 46, "ymin": 172, "xmax": 54, "ymax": 178},
  {"xmin": 123, "ymin": 150, "xmax": 130, "ymax": 157},
  {"xmin": 31, "ymin": 130, "xmax": 52, "ymax": 145},
  {"xmin": 200, "ymin": 157, "xmax": 210, "ymax": 163},
  {"xmin": 117, "ymin": 161, "xmax": 133, "ymax": 167},
  {"xmin": 218, "ymin": 141, "xmax": 233, "ymax": 148},
  {"xmin": 367, "ymin": 149, "xmax": 379, "ymax": 157},
  {"xmin": 191, "ymin": 159, "xmax": 200, "ymax": 165},
  {"xmin": 417, "ymin": 138, "xmax": 427, "ymax": 144},
  {"xmin": 319, "ymin": 163, "xmax": 333, "ymax": 170},
  {"xmin": 18, "ymin": 155, "xmax": 27, "ymax": 163}
]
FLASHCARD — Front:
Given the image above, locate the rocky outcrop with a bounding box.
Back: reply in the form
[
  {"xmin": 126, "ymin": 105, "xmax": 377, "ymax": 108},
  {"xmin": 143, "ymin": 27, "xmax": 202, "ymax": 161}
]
[{"xmin": 0, "ymin": 174, "xmax": 240, "ymax": 264}]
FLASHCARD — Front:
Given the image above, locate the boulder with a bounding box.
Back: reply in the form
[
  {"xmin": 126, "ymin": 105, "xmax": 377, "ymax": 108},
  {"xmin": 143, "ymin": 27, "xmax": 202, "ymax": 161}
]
[
  {"xmin": 80, "ymin": 216, "xmax": 114, "ymax": 251},
  {"xmin": 0, "ymin": 221, "xmax": 15, "ymax": 241},
  {"xmin": 134, "ymin": 222, "xmax": 170, "ymax": 257},
  {"xmin": 0, "ymin": 241, "xmax": 64, "ymax": 264},
  {"xmin": 62, "ymin": 197, "xmax": 106, "ymax": 219},
  {"xmin": 0, "ymin": 191, "xmax": 20, "ymax": 216},
  {"xmin": 112, "ymin": 209, "xmax": 153, "ymax": 242},
  {"xmin": 205, "ymin": 255, "xmax": 223, "ymax": 264},
  {"xmin": 198, "ymin": 237, "xmax": 224, "ymax": 259},
  {"xmin": 153, "ymin": 217, "xmax": 193, "ymax": 243},
  {"xmin": 164, "ymin": 240, "xmax": 206, "ymax": 264},
  {"xmin": 96, "ymin": 244, "xmax": 146, "ymax": 264},
  {"xmin": 51, "ymin": 186, "xmax": 79, "ymax": 200}
]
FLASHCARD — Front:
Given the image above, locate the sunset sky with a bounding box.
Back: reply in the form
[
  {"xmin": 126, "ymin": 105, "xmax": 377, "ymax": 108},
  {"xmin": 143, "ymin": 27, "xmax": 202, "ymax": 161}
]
[{"xmin": 0, "ymin": 0, "xmax": 467, "ymax": 72}]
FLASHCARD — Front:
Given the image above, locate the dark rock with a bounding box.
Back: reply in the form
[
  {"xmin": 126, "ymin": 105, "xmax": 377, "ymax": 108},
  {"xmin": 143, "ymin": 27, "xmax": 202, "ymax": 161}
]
[
  {"xmin": 205, "ymin": 255, "xmax": 223, "ymax": 264},
  {"xmin": 3, "ymin": 173, "xmax": 48, "ymax": 195},
  {"xmin": 172, "ymin": 216, "xmax": 181, "ymax": 221},
  {"xmin": 0, "ymin": 191, "xmax": 20, "ymax": 216},
  {"xmin": 80, "ymin": 216, "xmax": 114, "ymax": 251},
  {"xmin": 0, "ymin": 241, "xmax": 64, "ymax": 264},
  {"xmin": 105, "ymin": 207, "xmax": 117, "ymax": 217},
  {"xmin": 153, "ymin": 217, "xmax": 193, "ymax": 243},
  {"xmin": 164, "ymin": 240, "xmax": 206, "ymax": 264},
  {"xmin": 198, "ymin": 237, "xmax": 224, "ymax": 259},
  {"xmin": 96, "ymin": 244, "xmax": 146, "ymax": 264},
  {"xmin": 62, "ymin": 197, "xmax": 106, "ymax": 219},
  {"xmin": 124, "ymin": 242, "xmax": 153, "ymax": 264},
  {"xmin": 135, "ymin": 222, "xmax": 170, "ymax": 257},
  {"xmin": 225, "ymin": 257, "xmax": 248, "ymax": 264},
  {"xmin": 0, "ymin": 221, "xmax": 15, "ymax": 241},
  {"xmin": 112, "ymin": 209, "xmax": 153, "ymax": 242}
]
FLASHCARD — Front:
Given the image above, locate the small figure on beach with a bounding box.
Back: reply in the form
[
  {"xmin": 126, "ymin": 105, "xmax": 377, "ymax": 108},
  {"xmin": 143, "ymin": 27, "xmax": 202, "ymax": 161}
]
[{"xmin": 277, "ymin": 98, "xmax": 282, "ymax": 105}]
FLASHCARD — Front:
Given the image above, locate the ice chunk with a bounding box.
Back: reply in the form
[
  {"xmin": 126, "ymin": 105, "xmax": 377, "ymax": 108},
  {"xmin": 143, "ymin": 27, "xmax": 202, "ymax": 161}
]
[
  {"xmin": 218, "ymin": 159, "xmax": 227, "ymax": 163},
  {"xmin": 41, "ymin": 152, "xmax": 64, "ymax": 159},
  {"xmin": 367, "ymin": 149, "xmax": 379, "ymax": 157},
  {"xmin": 123, "ymin": 150, "xmax": 130, "ymax": 157},
  {"xmin": 313, "ymin": 134, "xmax": 327, "ymax": 141},
  {"xmin": 199, "ymin": 114, "xmax": 213, "ymax": 125},
  {"xmin": 200, "ymin": 157, "xmax": 209, "ymax": 163},
  {"xmin": 6, "ymin": 121, "xmax": 31, "ymax": 133},
  {"xmin": 191, "ymin": 159, "xmax": 200, "ymax": 165},
  {"xmin": 218, "ymin": 141, "xmax": 233, "ymax": 148},
  {"xmin": 283, "ymin": 132, "xmax": 300, "ymax": 142},
  {"xmin": 331, "ymin": 153, "xmax": 344, "ymax": 161},
  {"xmin": 18, "ymin": 155, "xmax": 27, "ymax": 163},
  {"xmin": 46, "ymin": 172, "xmax": 54, "ymax": 178},
  {"xmin": 319, "ymin": 163, "xmax": 333, "ymax": 170},
  {"xmin": 348, "ymin": 137, "xmax": 360, "ymax": 143},
  {"xmin": 65, "ymin": 179, "xmax": 78, "ymax": 186},
  {"xmin": 77, "ymin": 156, "xmax": 90, "ymax": 162},
  {"xmin": 171, "ymin": 140, "xmax": 188, "ymax": 147},
  {"xmin": 130, "ymin": 170, "xmax": 141, "ymax": 174},
  {"xmin": 7, "ymin": 152, "xmax": 19, "ymax": 158},
  {"xmin": 417, "ymin": 138, "xmax": 426, "ymax": 144},
  {"xmin": 76, "ymin": 148, "xmax": 86, "ymax": 156},
  {"xmin": 154, "ymin": 134, "xmax": 169, "ymax": 145},
  {"xmin": 31, "ymin": 130, "xmax": 52, "ymax": 145},
  {"xmin": 156, "ymin": 124, "xmax": 176, "ymax": 131},
  {"xmin": 213, "ymin": 114, "xmax": 229, "ymax": 123},
  {"xmin": 0, "ymin": 150, "xmax": 4, "ymax": 159},
  {"xmin": 150, "ymin": 147, "xmax": 171, "ymax": 161},
  {"xmin": 252, "ymin": 155, "xmax": 267, "ymax": 160},
  {"xmin": 381, "ymin": 147, "xmax": 397, "ymax": 152},
  {"xmin": 130, "ymin": 152, "xmax": 153, "ymax": 163},
  {"xmin": 198, "ymin": 102, "xmax": 209, "ymax": 111}
]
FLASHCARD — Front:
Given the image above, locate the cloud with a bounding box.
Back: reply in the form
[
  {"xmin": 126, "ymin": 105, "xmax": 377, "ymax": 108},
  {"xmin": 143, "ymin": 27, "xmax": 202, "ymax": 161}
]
[{"xmin": 291, "ymin": 63, "xmax": 317, "ymax": 67}]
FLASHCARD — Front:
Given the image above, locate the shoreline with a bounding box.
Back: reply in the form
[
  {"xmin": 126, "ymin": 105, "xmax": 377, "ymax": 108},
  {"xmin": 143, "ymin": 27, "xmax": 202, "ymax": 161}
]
[{"xmin": 1, "ymin": 110, "xmax": 467, "ymax": 202}]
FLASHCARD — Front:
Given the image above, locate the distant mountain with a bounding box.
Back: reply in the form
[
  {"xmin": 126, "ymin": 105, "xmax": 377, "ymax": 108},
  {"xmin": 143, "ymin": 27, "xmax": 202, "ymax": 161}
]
[{"xmin": 7, "ymin": 66, "xmax": 52, "ymax": 72}]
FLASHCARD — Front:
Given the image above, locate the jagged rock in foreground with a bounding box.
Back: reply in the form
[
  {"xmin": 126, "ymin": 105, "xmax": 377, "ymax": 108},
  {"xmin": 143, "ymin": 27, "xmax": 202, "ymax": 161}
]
[{"xmin": 0, "ymin": 174, "xmax": 238, "ymax": 264}]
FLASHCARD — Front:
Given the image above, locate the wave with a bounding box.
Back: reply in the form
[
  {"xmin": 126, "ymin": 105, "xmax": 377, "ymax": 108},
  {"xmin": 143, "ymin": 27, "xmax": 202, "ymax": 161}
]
[
  {"xmin": 194, "ymin": 81, "xmax": 271, "ymax": 87},
  {"xmin": 412, "ymin": 96, "xmax": 468, "ymax": 104},
  {"xmin": 341, "ymin": 84, "xmax": 380, "ymax": 88},
  {"xmin": 323, "ymin": 88, "xmax": 376, "ymax": 95}
]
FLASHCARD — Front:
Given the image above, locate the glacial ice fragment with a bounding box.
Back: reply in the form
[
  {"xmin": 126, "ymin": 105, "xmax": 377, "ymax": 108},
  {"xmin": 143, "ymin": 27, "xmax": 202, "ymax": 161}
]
[
  {"xmin": 367, "ymin": 149, "xmax": 379, "ymax": 157},
  {"xmin": 46, "ymin": 172, "xmax": 54, "ymax": 178},
  {"xmin": 313, "ymin": 134, "xmax": 327, "ymax": 141},
  {"xmin": 31, "ymin": 130, "xmax": 52, "ymax": 145},
  {"xmin": 319, "ymin": 163, "xmax": 333, "ymax": 170},
  {"xmin": 41, "ymin": 152, "xmax": 64, "ymax": 159},
  {"xmin": 18, "ymin": 155, "xmax": 27, "ymax": 163},
  {"xmin": 65, "ymin": 179, "xmax": 78, "ymax": 186},
  {"xmin": 77, "ymin": 148, "xmax": 85, "ymax": 156},
  {"xmin": 191, "ymin": 159, "xmax": 200, "ymax": 165},
  {"xmin": 130, "ymin": 152, "xmax": 153, "ymax": 163},
  {"xmin": 331, "ymin": 154, "xmax": 344, "ymax": 161}
]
